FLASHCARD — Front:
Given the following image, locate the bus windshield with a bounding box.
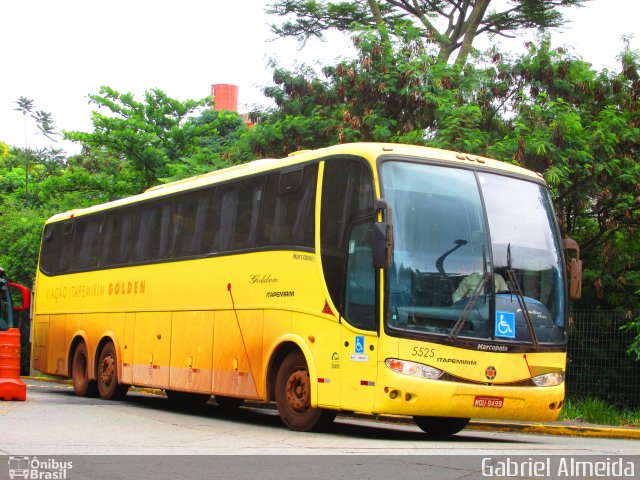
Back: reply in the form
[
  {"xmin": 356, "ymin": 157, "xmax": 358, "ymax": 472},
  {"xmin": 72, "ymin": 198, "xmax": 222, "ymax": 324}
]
[{"xmin": 383, "ymin": 161, "xmax": 566, "ymax": 346}]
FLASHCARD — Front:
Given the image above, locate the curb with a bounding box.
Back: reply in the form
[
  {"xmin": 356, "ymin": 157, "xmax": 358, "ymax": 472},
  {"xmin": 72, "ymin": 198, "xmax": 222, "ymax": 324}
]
[
  {"xmin": 466, "ymin": 420, "xmax": 640, "ymax": 440},
  {"xmin": 23, "ymin": 376, "xmax": 640, "ymax": 439},
  {"xmin": 346, "ymin": 413, "xmax": 640, "ymax": 440}
]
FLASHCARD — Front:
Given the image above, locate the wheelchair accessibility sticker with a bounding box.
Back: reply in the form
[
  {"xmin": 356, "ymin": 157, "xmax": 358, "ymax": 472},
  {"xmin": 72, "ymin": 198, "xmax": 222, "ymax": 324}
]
[
  {"xmin": 350, "ymin": 335, "xmax": 368, "ymax": 362},
  {"xmin": 495, "ymin": 311, "xmax": 516, "ymax": 339}
]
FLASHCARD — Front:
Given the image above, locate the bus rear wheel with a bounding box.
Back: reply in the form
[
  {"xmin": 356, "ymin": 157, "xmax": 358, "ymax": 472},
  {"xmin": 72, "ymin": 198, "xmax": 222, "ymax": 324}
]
[
  {"xmin": 413, "ymin": 416, "xmax": 470, "ymax": 437},
  {"xmin": 71, "ymin": 342, "xmax": 97, "ymax": 397},
  {"xmin": 97, "ymin": 342, "xmax": 129, "ymax": 400},
  {"xmin": 275, "ymin": 351, "xmax": 337, "ymax": 432}
]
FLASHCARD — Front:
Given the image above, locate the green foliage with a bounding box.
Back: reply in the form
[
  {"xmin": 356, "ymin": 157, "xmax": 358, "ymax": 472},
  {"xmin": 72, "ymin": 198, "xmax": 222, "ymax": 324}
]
[
  {"xmin": 559, "ymin": 398, "xmax": 640, "ymax": 426},
  {"xmin": 0, "ymin": 196, "xmax": 46, "ymax": 287},
  {"xmin": 1, "ymin": 91, "xmax": 249, "ymax": 287},
  {"xmin": 622, "ymin": 310, "xmax": 640, "ymax": 361},
  {"xmin": 63, "ymin": 87, "xmax": 245, "ymax": 190}
]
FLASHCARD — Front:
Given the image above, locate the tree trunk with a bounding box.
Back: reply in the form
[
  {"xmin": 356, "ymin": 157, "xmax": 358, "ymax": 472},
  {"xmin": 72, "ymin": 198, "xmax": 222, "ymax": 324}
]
[
  {"xmin": 454, "ymin": 0, "xmax": 491, "ymax": 66},
  {"xmin": 367, "ymin": 0, "xmax": 392, "ymax": 52}
]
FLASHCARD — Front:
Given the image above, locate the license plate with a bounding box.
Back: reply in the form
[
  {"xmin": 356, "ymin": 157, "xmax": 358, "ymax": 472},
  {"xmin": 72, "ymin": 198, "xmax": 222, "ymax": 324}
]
[{"xmin": 474, "ymin": 396, "xmax": 504, "ymax": 408}]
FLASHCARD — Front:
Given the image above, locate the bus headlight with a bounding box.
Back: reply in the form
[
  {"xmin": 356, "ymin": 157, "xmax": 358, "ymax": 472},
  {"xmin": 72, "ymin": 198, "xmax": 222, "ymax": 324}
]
[
  {"xmin": 532, "ymin": 372, "xmax": 565, "ymax": 387},
  {"xmin": 385, "ymin": 358, "xmax": 444, "ymax": 380}
]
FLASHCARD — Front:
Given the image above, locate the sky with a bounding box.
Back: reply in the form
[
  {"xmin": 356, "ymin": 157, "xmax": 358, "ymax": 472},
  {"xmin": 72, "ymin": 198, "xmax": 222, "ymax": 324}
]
[{"xmin": 1, "ymin": 0, "xmax": 639, "ymax": 155}]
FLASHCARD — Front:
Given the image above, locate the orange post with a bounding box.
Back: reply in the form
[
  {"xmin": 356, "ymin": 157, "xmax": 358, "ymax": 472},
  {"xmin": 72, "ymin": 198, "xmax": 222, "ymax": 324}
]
[{"xmin": 0, "ymin": 328, "xmax": 26, "ymax": 401}]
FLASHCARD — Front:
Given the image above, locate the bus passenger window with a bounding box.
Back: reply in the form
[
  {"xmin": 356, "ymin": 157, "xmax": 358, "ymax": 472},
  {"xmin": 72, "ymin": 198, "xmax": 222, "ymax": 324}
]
[
  {"xmin": 74, "ymin": 216, "xmax": 104, "ymax": 271},
  {"xmin": 259, "ymin": 164, "xmax": 317, "ymax": 248},
  {"xmin": 40, "ymin": 224, "xmax": 58, "ymax": 274},
  {"xmin": 55, "ymin": 221, "xmax": 74, "ymax": 274},
  {"xmin": 217, "ymin": 189, "xmax": 238, "ymax": 250},
  {"xmin": 131, "ymin": 201, "xmax": 172, "ymax": 262},
  {"xmin": 102, "ymin": 212, "xmax": 134, "ymax": 267},
  {"xmin": 169, "ymin": 190, "xmax": 213, "ymax": 257}
]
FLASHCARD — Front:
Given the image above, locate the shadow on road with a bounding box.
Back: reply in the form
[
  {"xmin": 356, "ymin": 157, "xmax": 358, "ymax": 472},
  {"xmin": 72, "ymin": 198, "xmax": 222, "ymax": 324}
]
[{"xmin": 30, "ymin": 381, "xmax": 537, "ymax": 445}]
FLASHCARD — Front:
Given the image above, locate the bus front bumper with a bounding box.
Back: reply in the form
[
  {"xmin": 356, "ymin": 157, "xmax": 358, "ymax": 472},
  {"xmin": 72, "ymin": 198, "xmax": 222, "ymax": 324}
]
[{"xmin": 373, "ymin": 365, "xmax": 565, "ymax": 422}]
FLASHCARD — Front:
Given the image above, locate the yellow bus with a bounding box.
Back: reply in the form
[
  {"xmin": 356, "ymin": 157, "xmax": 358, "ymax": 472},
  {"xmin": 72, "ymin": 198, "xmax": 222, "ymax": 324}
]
[{"xmin": 32, "ymin": 143, "xmax": 577, "ymax": 435}]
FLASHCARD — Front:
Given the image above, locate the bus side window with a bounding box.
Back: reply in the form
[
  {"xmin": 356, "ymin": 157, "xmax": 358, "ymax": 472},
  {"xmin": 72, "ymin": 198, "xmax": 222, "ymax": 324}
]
[
  {"xmin": 344, "ymin": 220, "xmax": 376, "ymax": 331},
  {"xmin": 259, "ymin": 164, "xmax": 317, "ymax": 247},
  {"xmin": 169, "ymin": 189, "xmax": 213, "ymax": 258},
  {"xmin": 56, "ymin": 221, "xmax": 74, "ymax": 274},
  {"xmin": 74, "ymin": 215, "xmax": 104, "ymax": 271},
  {"xmin": 131, "ymin": 200, "xmax": 172, "ymax": 262},
  {"xmin": 291, "ymin": 164, "xmax": 317, "ymax": 246},
  {"xmin": 321, "ymin": 157, "xmax": 375, "ymax": 317},
  {"xmin": 40, "ymin": 224, "xmax": 58, "ymax": 274},
  {"xmin": 217, "ymin": 177, "xmax": 263, "ymax": 252},
  {"xmin": 102, "ymin": 211, "xmax": 134, "ymax": 267},
  {"xmin": 217, "ymin": 188, "xmax": 238, "ymax": 251}
]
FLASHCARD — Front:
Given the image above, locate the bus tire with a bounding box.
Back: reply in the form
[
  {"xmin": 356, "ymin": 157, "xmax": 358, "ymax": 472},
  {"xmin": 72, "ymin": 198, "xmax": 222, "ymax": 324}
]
[
  {"xmin": 165, "ymin": 390, "xmax": 211, "ymax": 408},
  {"xmin": 97, "ymin": 342, "xmax": 129, "ymax": 400},
  {"xmin": 214, "ymin": 395, "xmax": 244, "ymax": 410},
  {"xmin": 413, "ymin": 416, "xmax": 470, "ymax": 437},
  {"xmin": 275, "ymin": 351, "xmax": 337, "ymax": 432},
  {"xmin": 71, "ymin": 342, "xmax": 97, "ymax": 397}
]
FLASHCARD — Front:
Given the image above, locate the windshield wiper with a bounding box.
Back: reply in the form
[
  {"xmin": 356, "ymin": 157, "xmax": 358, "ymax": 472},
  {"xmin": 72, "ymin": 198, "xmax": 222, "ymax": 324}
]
[
  {"xmin": 505, "ymin": 243, "xmax": 540, "ymax": 350},
  {"xmin": 448, "ymin": 247, "xmax": 488, "ymax": 342}
]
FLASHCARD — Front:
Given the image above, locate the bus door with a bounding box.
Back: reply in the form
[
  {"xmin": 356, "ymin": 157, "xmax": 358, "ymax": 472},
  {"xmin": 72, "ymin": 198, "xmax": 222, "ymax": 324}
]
[{"xmin": 339, "ymin": 220, "xmax": 379, "ymax": 411}]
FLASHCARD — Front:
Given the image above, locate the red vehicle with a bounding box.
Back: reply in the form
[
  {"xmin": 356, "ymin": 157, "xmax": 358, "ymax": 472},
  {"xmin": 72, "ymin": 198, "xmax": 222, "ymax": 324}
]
[{"xmin": 0, "ymin": 267, "xmax": 31, "ymax": 401}]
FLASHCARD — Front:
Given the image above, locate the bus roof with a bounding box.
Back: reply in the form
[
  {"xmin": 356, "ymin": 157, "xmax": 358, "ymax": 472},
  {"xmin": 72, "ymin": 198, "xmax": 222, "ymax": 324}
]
[{"xmin": 45, "ymin": 143, "xmax": 543, "ymax": 223}]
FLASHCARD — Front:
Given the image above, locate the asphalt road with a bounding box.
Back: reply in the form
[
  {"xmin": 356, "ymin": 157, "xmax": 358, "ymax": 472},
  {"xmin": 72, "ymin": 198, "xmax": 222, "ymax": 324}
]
[{"xmin": 0, "ymin": 379, "xmax": 638, "ymax": 479}]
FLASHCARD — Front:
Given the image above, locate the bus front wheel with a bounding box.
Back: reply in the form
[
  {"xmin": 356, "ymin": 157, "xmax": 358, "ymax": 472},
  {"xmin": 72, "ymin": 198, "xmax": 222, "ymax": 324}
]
[
  {"xmin": 97, "ymin": 342, "xmax": 129, "ymax": 400},
  {"xmin": 275, "ymin": 351, "xmax": 337, "ymax": 432},
  {"xmin": 413, "ymin": 416, "xmax": 470, "ymax": 437},
  {"xmin": 71, "ymin": 342, "xmax": 97, "ymax": 397}
]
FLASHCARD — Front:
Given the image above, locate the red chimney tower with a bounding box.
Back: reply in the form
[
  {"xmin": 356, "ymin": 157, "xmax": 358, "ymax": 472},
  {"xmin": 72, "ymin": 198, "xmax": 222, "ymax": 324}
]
[{"xmin": 212, "ymin": 84, "xmax": 239, "ymax": 112}]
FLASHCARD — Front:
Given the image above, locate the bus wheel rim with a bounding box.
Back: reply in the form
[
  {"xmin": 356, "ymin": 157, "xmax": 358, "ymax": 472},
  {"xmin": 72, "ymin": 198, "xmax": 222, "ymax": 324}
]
[
  {"xmin": 100, "ymin": 354, "xmax": 115, "ymax": 387},
  {"xmin": 285, "ymin": 370, "xmax": 309, "ymax": 412}
]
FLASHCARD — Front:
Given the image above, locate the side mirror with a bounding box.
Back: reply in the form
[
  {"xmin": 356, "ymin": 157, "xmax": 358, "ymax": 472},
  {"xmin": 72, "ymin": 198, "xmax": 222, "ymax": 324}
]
[
  {"xmin": 563, "ymin": 238, "xmax": 582, "ymax": 300},
  {"xmin": 9, "ymin": 282, "xmax": 31, "ymax": 312},
  {"xmin": 372, "ymin": 200, "xmax": 393, "ymax": 269}
]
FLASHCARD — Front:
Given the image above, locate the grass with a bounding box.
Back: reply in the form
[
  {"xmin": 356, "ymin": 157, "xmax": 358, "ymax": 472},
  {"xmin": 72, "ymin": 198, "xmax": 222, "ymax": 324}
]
[{"xmin": 559, "ymin": 398, "xmax": 640, "ymax": 427}]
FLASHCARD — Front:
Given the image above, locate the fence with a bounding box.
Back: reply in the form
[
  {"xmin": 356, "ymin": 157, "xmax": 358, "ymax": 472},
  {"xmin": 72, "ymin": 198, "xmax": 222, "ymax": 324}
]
[{"xmin": 567, "ymin": 309, "xmax": 640, "ymax": 409}]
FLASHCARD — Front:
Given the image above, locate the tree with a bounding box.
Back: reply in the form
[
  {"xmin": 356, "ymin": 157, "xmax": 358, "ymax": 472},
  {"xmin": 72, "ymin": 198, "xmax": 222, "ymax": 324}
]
[
  {"xmin": 267, "ymin": 0, "xmax": 588, "ymax": 65},
  {"xmin": 13, "ymin": 97, "xmax": 61, "ymax": 199},
  {"xmin": 483, "ymin": 38, "xmax": 640, "ymax": 311},
  {"xmin": 250, "ymin": 24, "xmax": 502, "ymax": 155},
  {"xmin": 253, "ymin": 28, "xmax": 640, "ymax": 327},
  {"xmin": 161, "ymin": 108, "xmax": 251, "ymax": 182},
  {"xmin": 64, "ymin": 87, "xmax": 212, "ymax": 190}
]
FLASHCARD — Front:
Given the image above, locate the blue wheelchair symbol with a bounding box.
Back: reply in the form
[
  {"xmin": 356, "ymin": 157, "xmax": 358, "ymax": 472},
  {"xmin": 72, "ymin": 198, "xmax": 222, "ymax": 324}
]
[
  {"xmin": 495, "ymin": 311, "xmax": 516, "ymax": 339},
  {"xmin": 355, "ymin": 336, "xmax": 365, "ymax": 354}
]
